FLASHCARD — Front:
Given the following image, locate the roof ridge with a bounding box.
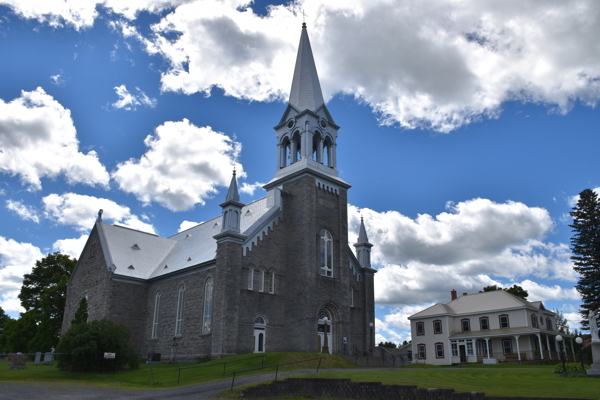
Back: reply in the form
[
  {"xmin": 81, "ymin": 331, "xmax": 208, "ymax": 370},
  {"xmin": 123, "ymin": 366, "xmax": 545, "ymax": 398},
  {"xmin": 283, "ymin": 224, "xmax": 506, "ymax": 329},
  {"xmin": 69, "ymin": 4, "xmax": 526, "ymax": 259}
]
[{"xmin": 104, "ymin": 222, "xmax": 159, "ymax": 237}]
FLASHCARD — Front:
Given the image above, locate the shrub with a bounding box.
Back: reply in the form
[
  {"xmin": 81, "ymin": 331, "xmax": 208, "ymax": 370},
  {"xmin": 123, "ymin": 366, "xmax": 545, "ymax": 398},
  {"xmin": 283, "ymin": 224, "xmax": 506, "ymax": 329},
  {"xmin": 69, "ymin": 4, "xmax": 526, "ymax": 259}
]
[
  {"xmin": 553, "ymin": 362, "xmax": 586, "ymax": 375},
  {"xmin": 56, "ymin": 320, "xmax": 139, "ymax": 372}
]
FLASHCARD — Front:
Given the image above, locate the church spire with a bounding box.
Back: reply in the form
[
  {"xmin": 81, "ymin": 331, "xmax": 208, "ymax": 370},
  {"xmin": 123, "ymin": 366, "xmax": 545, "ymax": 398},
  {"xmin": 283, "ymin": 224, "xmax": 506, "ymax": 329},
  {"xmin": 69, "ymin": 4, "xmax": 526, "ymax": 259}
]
[
  {"xmin": 358, "ymin": 216, "xmax": 369, "ymax": 243},
  {"xmin": 225, "ymin": 168, "xmax": 240, "ymax": 202},
  {"xmin": 288, "ymin": 23, "xmax": 325, "ymax": 113},
  {"xmin": 354, "ymin": 216, "xmax": 373, "ymax": 268}
]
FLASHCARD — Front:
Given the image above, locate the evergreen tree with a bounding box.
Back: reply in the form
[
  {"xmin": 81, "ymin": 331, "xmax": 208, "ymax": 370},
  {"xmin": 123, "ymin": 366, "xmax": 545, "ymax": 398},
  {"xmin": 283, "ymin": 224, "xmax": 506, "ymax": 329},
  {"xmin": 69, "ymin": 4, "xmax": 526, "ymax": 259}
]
[
  {"xmin": 553, "ymin": 308, "xmax": 570, "ymax": 334},
  {"xmin": 569, "ymin": 189, "xmax": 600, "ymax": 329},
  {"xmin": 72, "ymin": 297, "xmax": 88, "ymax": 325}
]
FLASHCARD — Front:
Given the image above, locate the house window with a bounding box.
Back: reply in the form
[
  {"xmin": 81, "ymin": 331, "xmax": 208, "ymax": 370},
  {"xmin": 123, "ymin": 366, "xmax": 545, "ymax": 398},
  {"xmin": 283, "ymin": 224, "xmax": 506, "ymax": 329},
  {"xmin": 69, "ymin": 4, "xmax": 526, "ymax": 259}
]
[
  {"xmin": 269, "ymin": 271, "xmax": 275, "ymax": 294},
  {"xmin": 433, "ymin": 320, "xmax": 442, "ymax": 334},
  {"xmin": 203, "ymin": 278, "xmax": 213, "ymax": 333},
  {"xmin": 499, "ymin": 314, "xmax": 509, "ymax": 329},
  {"xmin": 151, "ymin": 291, "xmax": 161, "ymax": 339},
  {"xmin": 248, "ymin": 267, "xmax": 254, "ymax": 290},
  {"xmin": 479, "ymin": 317, "xmax": 489, "ymax": 330},
  {"xmin": 417, "ymin": 344, "xmax": 426, "ymax": 359},
  {"xmin": 451, "ymin": 342, "xmax": 458, "ymax": 357},
  {"xmin": 259, "ymin": 269, "xmax": 265, "ymax": 292},
  {"xmin": 531, "ymin": 314, "xmax": 538, "ymax": 328},
  {"xmin": 349, "ymin": 288, "xmax": 354, "ymax": 307},
  {"xmin": 416, "ymin": 322, "xmax": 425, "ymax": 336},
  {"xmin": 461, "ymin": 318, "xmax": 471, "ymax": 332},
  {"xmin": 467, "ymin": 341, "xmax": 474, "ymax": 356},
  {"xmin": 502, "ymin": 339, "xmax": 513, "ymax": 354},
  {"xmin": 540, "ymin": 316, "xmax": 544, "ymax": 325},
  {"xmin": 546, "ymin": 318, "xmax": 552, "ymax": 331},
  {"xmin": 320, "ymin": 230, "xmax": 333, "ymax": 277},
  {"xmin": 435, "ymin": 343, "xmax": 444, "ymax": 358},
  {"xmin": 175, "ymin": 285, "xmax": 185, "ymax": 336}
]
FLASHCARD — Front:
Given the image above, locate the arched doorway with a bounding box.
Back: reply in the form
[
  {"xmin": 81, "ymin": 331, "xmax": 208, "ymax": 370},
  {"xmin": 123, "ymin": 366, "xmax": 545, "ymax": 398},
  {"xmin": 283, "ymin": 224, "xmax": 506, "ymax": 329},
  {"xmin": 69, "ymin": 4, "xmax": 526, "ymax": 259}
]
[
  {"xmin": 253, "ymin": 316, "xmax": 266, "ymax": 353},
  {"xmin": 317, "ymin": 309, "xmax": 332, "ymax": 354}
]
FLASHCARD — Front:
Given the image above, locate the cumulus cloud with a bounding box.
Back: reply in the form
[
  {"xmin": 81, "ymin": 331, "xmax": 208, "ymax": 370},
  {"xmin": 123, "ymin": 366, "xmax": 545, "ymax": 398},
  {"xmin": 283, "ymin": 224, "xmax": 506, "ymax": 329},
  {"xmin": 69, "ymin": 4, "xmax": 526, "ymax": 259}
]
[
  {"xmin": 42, "ymin": 192, "xmax": 156, "ymax": 234},
  {"xmin": 105, "ymin": 0, "xmax": 600, "ymax": 132},
  {"xmin": 5, "ymin": 199, "xmax": 40, "ymax": 223},
  {"xmin": 239, "ymin": 182, "xmax": 265, "ymax": 196},
  {"xmin": 568, "ymin": 187, "xmax": 600, "ymax": 207},
  {"xmin": 112, "ymin": 84, "xmax": 157, "ymax": 110},
  {"xmin": 112, "ymin": 119, "xmax": 245, "ymax": 211},
  {"xmin": 52, "ymin": 234, "xmax": 89, "ymax": 259},
  {"xmin": 0, "ymin": 87, "xmax": 110, "ymax": 190},
  {"xmin": 178, "ymin": 220, "xmax": 200, "ymax": 232},
  {"xmin": 375, "ymin": 317, "xmax": 410, "ymax": 344},
  {"xmin": 0, "ymin": 236, "xmax": 43, "ymax": 314},
  {"xmin": 349, "ymin": 198, "xmax": 577, "ymax": 306}
]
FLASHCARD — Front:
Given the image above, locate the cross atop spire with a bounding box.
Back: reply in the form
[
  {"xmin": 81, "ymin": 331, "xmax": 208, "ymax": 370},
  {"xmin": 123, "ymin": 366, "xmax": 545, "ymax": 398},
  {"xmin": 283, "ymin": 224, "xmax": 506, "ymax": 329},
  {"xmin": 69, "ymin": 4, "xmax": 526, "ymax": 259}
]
[
  {"xmin": 288, "ymin": 23, "xmax": 324, "ymax": 113},
  {"xmin": 225, "ymin": 169, "xmax": 240, "ymax": 202}
]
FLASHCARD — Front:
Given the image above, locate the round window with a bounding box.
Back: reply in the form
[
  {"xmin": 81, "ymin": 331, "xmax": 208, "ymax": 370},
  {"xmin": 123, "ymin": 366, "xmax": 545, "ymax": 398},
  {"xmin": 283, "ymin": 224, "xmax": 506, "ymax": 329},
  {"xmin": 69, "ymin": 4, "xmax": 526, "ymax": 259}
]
[
  {"xmin": 287, "ymin": 119, "xmax": 295, "ymax": 128},
  {"xmin": 320, "ymin": 119, "xmax": 327, "ymax": 128}
]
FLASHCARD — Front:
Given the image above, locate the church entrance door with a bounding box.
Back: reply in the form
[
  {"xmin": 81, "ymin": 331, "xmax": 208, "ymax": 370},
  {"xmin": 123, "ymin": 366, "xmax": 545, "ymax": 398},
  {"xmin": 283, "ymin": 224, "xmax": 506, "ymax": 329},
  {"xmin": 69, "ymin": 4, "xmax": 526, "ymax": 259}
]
[
  {"xmin": 317, "ymin": 309, "xmax": 333, "ymax": 354},
  {"xmin": 254, "ymin": 328, "xmax": 265, "ymax": 353}
]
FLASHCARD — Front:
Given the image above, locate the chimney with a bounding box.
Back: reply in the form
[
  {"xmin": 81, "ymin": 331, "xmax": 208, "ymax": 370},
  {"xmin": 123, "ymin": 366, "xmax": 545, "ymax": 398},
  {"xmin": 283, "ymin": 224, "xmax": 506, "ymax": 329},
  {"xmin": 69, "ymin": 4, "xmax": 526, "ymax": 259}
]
[
  {"xmin": 463, "ymin": 293, "xmax": 468, "ymax": 296},
  {"xmin": 451, "ymin": 289, "xmax": 457, "ymax": 301}
]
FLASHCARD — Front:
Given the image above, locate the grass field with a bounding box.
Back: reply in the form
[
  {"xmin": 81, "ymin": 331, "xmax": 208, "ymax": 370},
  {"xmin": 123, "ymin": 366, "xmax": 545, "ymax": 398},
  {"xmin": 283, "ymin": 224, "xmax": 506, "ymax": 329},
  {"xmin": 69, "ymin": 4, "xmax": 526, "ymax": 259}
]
[
  {"xmin": 0, "ymin": 352, "xmax": 353, "ymax": 389},
  {"xmin": 292, "ymin": 367, "xmax": 600, "ymax": 399}
]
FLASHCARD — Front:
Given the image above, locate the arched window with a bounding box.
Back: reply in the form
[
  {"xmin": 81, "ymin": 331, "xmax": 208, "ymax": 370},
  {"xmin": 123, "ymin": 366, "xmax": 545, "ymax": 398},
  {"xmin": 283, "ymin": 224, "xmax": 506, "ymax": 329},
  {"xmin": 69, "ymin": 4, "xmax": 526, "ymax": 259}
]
[
  {"xmin": 175, "ymin": 285, "xmax": 185, "ymax": 336},
  {"xmin": 152, "ymin": 291, "xmax": 161, "ymax": 338},
  {"xmin": 254, "ymin": 315, "xmax": 267, "ymax": 353},
  {"xmin": 531, "ymin": 314, "xmax": 538, "ymax": 328},
  {"xmin": 203, "ymin": 278, "xmax": 213, "ymax": 333},
  {"xmin": 349, "ymin": 287, "xmax": 354, "ymax": 307},
  {"xmin": 259, "ymin": 268, "xmax": 265, "ymax": 292},
  {"xmin": 248, "ymin": 267, "xmax": 254, "ymax": 290},
  {"xmin": 546, "ymin": 318, "xmax": 552, "ymax": 331},
  {"xmin": 319, "ymin": 229, "xmax": 333, "ymax": 277},
  {"xmin": 269, "ymin": 270, "xmax": 275, "ymax": 294}
]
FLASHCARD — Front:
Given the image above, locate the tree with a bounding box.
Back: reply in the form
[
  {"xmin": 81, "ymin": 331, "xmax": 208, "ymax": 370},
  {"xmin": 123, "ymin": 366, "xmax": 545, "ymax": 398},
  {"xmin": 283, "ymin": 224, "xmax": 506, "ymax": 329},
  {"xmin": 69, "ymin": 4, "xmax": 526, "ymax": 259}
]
[
  {"xmin": 569, "ymin": 188, "xmax": 600, "ymax": 330},
  {"xmin": 483, "ymin": 284, "xmax": 528, "ymax": 299},
  {"xmin": 2, "ymin": 311, "xmax": 37, "ymax": 353},
  {"xmin": 0, "ymin": 307, "xmax": 12, "ymax": 352},
  {"xmin": 378, "ymin": 341, "xmax": 397, "ymax": 348},
  {"xmin": 402, "ymin": 340, "xmax": 408, "ymax": 346},
  {"xmin": 554, "ymin": 308, "xmax": 570, "ymax": 335},
  {"xmin": 17, "ymin": 253, "xmax": 76, "ymax": 350},
  {"xmin": 72, "ymin": 297, "xmax": 88, "ymax": 325}
]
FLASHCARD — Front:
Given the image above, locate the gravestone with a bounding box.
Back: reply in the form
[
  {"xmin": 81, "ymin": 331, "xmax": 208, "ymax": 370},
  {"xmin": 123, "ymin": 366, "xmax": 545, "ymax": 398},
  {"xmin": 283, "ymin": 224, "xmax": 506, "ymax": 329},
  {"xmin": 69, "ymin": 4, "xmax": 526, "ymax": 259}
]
[
  {"xmin": 41, "ymin": 352, "xmax": 52, "ymax": 365},
  {"xmin": 34, "ymin": 352, "xmax": 42, "ymax": 365},
  {"xmin": 10, "ymin": 354, "xmax": 27, "ymax": 370}
]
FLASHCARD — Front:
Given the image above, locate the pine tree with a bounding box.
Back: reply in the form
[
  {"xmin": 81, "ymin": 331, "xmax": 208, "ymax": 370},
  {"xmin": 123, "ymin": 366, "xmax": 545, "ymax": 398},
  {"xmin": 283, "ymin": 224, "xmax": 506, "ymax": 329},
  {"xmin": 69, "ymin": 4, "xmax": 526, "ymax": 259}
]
[
  {"xmin": 569, "ymin": 188, "xmax": 600, "ymax": 330},
  {"xmin": 72, "ymin": 297, "xmax": 88, "ymax": 325}
]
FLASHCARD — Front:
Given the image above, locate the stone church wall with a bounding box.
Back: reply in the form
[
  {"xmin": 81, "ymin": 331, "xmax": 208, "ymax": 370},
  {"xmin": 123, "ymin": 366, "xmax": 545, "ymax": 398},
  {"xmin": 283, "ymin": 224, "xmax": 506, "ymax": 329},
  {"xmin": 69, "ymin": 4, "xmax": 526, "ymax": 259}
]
[{"xmin": 61, "ymin": 226, "xmax": 112, "ymax": 335}]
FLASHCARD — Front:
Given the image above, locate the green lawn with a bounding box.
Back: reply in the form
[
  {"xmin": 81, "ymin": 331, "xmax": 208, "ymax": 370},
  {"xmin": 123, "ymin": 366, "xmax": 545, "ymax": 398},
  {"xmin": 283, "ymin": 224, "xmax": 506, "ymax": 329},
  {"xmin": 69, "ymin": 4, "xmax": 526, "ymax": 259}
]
[
  {"xmin": 292, "ymin": 367, "xmax": 600, "ymax": 399},
  {"xmin": 0, "ymin": 352, "xmax": 353, "ymax": 389}
]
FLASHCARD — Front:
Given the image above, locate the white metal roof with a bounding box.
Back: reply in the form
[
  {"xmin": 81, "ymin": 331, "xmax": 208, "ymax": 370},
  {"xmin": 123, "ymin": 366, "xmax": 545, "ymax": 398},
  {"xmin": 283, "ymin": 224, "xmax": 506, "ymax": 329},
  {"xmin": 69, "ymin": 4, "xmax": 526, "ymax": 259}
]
[
  {"xmin": 99, "ymin": 197, "xmax": 270, "ymax": 280},
  {"xmin": 409, "ymin": 290, "xmax": 548, "ymax": 319}
]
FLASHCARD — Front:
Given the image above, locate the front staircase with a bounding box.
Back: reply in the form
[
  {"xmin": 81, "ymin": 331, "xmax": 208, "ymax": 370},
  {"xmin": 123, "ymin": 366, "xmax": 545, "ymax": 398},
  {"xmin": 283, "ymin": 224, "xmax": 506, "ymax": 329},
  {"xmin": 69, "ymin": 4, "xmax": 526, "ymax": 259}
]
[{"xmin": 345, "ymin": 346, "xmax": 410, "ymax": 368}]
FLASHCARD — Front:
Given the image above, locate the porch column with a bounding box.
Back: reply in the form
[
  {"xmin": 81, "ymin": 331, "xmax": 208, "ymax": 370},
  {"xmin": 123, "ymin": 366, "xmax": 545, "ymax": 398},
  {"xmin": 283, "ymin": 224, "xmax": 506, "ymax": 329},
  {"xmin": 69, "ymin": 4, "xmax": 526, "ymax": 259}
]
[
  {"xmin": 536, "ymin": 333, "xmax": 544, "ymax": 360},
  {"xmin": 514, "ymin": 335, "xmax": 521, "ymax": 361},
  {"xmin": 291, "ymin": 139, "xmax": 297, "ymax": 163},
  {"xmin": 484, "ymin": 337, "xmax": 490, "ymax": 360},
  {"xmin": 546, "ymin": 335, "xmax": 552, "ymax": 360}
]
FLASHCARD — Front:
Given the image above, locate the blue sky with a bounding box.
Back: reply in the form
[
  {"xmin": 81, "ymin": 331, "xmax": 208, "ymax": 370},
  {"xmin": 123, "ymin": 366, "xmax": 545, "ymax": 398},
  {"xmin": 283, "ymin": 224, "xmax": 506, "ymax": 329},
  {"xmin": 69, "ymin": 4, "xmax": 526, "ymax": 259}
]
[{"xmin": 0, "ymin": 0, "xmax": 598, "ymax": 344}]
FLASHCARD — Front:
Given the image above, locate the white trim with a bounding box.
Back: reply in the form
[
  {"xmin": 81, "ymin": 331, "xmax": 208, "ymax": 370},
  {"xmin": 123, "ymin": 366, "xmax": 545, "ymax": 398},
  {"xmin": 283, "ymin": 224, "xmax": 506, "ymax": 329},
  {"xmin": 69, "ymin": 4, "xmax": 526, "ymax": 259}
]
[
  {"xmin": 151, "ymin": 291, "xmax": 161, "ymax": 339},
  {"xmin": 175, "ymin": 285, "xmax": 185, "ymax": 336}
]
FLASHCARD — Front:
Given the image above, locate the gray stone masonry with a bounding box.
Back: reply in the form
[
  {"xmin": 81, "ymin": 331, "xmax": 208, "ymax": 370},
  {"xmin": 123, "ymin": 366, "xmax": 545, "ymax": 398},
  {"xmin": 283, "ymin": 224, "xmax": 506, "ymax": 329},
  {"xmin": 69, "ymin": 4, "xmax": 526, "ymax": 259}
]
[{"xmin": 61, "ymin": 226, "xmax": 112, "ymax": 335}]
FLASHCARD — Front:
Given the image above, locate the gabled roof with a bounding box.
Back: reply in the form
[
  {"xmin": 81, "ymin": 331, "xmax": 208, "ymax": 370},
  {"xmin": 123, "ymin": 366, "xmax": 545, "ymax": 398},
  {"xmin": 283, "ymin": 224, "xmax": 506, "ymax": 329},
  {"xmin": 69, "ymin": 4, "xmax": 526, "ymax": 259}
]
[
  {"xmin": 288, "ymin": 23, "xmax": 325, "ymax": 113},
  {"xmin": 98, "ymin": 197, "xmax": 271, "ymax": 280},
  {"xmin": 409, "ymin": 290, "xmax": 549, "ymax": 319}
]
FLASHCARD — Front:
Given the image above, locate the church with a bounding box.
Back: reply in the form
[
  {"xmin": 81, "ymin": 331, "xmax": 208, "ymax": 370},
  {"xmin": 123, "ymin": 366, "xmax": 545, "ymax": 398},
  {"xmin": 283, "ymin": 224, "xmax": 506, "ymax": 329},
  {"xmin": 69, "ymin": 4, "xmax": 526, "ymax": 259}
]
[{"xmin": 61, "ymin": 23, "xmax": 376, "ymax": 360}]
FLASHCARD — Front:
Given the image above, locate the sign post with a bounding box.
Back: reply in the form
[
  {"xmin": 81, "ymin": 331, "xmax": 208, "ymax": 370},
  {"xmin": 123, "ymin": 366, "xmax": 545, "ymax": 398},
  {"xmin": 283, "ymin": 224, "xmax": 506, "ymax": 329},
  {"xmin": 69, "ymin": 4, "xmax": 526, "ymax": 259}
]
[{"xmin": 104, "ymin": 352, "xmax": 116, "ymax": 375}]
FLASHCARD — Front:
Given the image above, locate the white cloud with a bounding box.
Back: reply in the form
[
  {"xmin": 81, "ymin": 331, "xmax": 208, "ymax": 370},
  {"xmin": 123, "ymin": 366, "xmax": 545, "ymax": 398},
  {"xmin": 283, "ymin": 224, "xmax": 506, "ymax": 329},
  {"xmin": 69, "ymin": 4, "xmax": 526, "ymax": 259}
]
[
  {"xmin": 42, "ymin": 192, "xmax": 156, "ymax": 234},
  {"xmin": 50, "ymin": 73, "xmax": 65, "ymax": 86},
  {"xmin": 0, "ymin": 189, "xmax": 5, "ymax": 196},
  {"xmin": 52, "ymin": 234, "xmax": 89, "ymax": 259},
  {"xmin": 178, "ymin": 220, "xmax": 200, "ymax": 232},
  {"xmin": 239, "ymin": 182, "xmax": 265, "ymax": 196},
  {"xmin": 112, "ymin": 84, "xmax": 157, "ymax": 110},
  {"xmin": 105, "ymin": 0, "xmax": 600, "ymax": 132},
  {"xmin": 518, "ymin": 280, "xmax": 580, "ymax": 302},
  {"xmin": 349, "ymin": 198, "xmax": 577, "ymax": 306},
  {"xmin": 112, "ymin": 119, "xmax": 245, "ymax": 211},
  {"xmin": 375, "ymin": 317, "xmax": 410, "ymax": 344},
  {"xmin": 0, "ymin": 237, "xmax": 43, "ymax": 314},
  {"xmin": 5, "ymin": 199, "xmax": 40, "ymax": 223},
  {"xmin": 0, "ymin": 87, "xmax": 110, "ymax": 190}
]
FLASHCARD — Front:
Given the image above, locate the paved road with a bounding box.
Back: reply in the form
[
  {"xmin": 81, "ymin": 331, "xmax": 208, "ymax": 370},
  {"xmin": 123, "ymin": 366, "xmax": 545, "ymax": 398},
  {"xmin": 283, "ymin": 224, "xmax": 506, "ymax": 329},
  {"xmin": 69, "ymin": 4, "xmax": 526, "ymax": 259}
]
[{"xmin": 0, "ymin": 368, "xmax": 396, "ymax": 400}]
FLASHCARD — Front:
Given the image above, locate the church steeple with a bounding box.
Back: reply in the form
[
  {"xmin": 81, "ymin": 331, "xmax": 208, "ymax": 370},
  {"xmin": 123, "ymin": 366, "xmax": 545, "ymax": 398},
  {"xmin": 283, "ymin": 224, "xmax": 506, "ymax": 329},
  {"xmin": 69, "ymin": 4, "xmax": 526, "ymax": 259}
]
[
  {"xmin": 219, "ymin": 169, "xmax": 244, "ymax": 235},
  {"xmin": 225, "ymin": 169, "xmax": 240, "ymax": 202},
  {"xmin": 354, "ymin": 217, "xmax": 373, "ymax": 268},
  {"xmin": 289, "ymin": 23, "xmax": 325, "ymax": 113}
]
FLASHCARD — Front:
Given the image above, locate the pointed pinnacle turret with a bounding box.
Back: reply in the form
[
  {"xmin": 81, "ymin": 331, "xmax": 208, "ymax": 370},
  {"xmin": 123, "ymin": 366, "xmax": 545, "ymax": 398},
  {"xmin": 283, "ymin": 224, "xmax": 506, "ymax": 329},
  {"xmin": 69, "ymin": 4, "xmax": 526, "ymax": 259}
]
[
  {"xmin": 225, "ymin": 168, "xmax": 240, "ymax": 202},
  {"xmin": 358, "ymin": 216, "xmax": 369, "ymax": 244},
  {"xmin": 288, "ymin": 23, "xmax": 325, "ymax": 112}
]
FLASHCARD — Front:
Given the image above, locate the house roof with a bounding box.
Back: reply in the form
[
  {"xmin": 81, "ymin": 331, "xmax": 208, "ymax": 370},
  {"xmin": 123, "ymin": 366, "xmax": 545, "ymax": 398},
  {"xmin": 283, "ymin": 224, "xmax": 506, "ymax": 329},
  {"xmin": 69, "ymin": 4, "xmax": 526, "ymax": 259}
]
[
  {"xmin": 98, "ymin": 197, "xmax": 271, "ymax": 280},
  {"xmin": 409, "ymin": 290, "xmax": 551, "ymax": 319}
]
